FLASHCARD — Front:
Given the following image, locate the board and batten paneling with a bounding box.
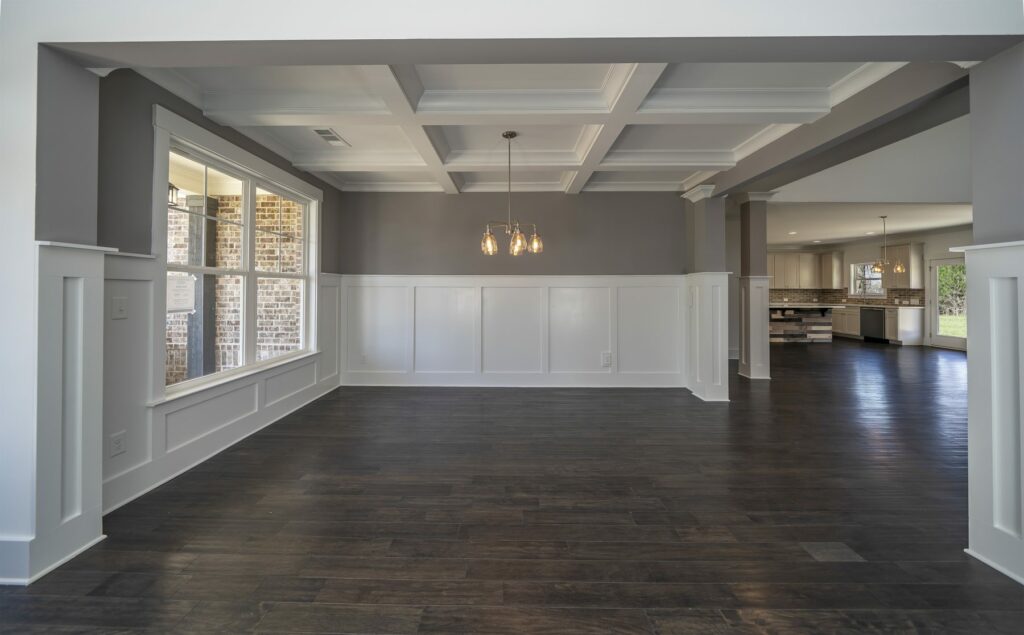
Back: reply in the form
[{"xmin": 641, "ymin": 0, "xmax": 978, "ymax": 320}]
[{"xmin": 341, "ymin": 276, "xmax": 690, "ymax": 388}]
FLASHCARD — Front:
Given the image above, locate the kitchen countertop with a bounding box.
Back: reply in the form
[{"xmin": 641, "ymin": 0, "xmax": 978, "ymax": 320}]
[{"xmin": 770, "ymin": 303, "xmax": 924, "ymax": 309}]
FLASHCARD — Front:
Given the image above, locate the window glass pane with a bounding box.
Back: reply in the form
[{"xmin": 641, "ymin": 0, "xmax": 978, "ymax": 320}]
[
  {"xmin": 256, "ymin": 277, "xmax": 304, "ymax": 361},
  {"xmin": 168, "ymin": 152, "xmax": 244, "ymax": 270},
  {"xmin": 165, "ymin": 273, "xmax": 242, "ymax": 386},
  {"xmin": 255, "ymin": 188, "xmax": 304, "ymax": 273}
]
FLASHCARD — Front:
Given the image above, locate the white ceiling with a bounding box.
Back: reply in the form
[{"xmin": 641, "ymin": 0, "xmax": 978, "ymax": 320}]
[
  {"xmin": 767, "ymin": 203, "xmax": 972, "ymax": 247},
  {"xmin": 144, "ymin": 61, "xmax": 907, "ymax": 193}
]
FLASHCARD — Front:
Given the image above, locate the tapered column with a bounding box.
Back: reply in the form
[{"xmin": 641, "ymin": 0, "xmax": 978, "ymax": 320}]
[
  {"xmin": 682, "ymin": 185, "xmax": 729, "ymax": 401},
  {"xmin": 962, "ymin": 42, "xmax": 1024, "ymax": 585},
  {"xmin": 734, "ymin": 192, "xmax": 773, "ymax": 380}
]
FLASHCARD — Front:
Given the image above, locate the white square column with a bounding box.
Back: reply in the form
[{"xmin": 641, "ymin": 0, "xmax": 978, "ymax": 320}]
[{"xmin": 962, "ymin": 42, "xmax": 1024, "ymax": 585}]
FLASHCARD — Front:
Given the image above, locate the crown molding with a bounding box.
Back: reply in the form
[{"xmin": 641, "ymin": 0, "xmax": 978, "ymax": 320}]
[
  {"xmin": 293, "ymin": 151, "xmax": 427, "ymax": 171},
  {"xmin": 637, "ymin": 87, "xmax": 829, "ymax": 124},
  {"xmin": 682, "ymin": 184, "xmax": 717, "ymax": 203},
  {"xmin": 828, "ymin": 62, "xmax": 907, "ymax": 107},
  {"xmin": 443, "ymin": 149, "xmax": 581, "ymax": 171}
]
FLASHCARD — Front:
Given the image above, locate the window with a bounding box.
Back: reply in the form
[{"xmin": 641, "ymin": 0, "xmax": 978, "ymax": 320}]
[
  {"xmin": 164, "ymin": 145, "xmax": 313, "ymax": 388},
  {"xmin": 850, "ymin": 263, "xmax": 885, "ymax": 297}
]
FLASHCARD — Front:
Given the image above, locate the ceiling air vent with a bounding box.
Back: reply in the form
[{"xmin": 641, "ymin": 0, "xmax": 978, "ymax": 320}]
[{"xmin": 313, "ymin": 128, "xmax": 350, "ymax": 147}]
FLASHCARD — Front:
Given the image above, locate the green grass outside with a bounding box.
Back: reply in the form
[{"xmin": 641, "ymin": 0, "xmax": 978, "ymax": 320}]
[{"xmin": 938, "ymin": 314, "xmax": 967, "ymax": 339}]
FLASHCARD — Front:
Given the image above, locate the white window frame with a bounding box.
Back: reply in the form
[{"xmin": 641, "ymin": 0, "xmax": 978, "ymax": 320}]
[
  {"xmin": 849, "ymin": 262, "xmax": 886, "ymax": 298},
  {"xmin": 152, "ymin": 106, "xmax": 322, "ymax": 400}
]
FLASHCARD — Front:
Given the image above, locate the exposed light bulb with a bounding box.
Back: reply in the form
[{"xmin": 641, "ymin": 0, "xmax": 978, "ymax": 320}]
[
  {"xmin": 528, "ymin": 232, "xmax": 543, "ymax": 254},
  {"xmin": 893, "ymin": 261, "xmax": 906, "ymax": 274},
  {"xmin": 871, "ymin": 261, "xmax": 885, "ymax": 274},
  {"xmin": 509, "ymin": 225, "xmax": 527, "ymax": 256},
  {"xmin": 481, "ymin": 230, "xmax": 498, "ymax": 256}
]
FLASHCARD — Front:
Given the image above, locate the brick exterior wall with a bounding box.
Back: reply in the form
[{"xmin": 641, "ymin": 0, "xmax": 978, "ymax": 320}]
[{"xmin": 166, "ymin": 193, "xmax": 304, "ymax": 385}]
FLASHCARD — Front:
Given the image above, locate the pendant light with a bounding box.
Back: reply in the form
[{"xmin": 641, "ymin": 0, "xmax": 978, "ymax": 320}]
[
  {"xmin": 870, "ymin": 215, "xmax": 906, "ymax": 276},
  {"xmin": 480, "ymin": 131, "xmax": 544, "ymax": 257},
  {"xmin": 871, "ymin": 216, "xmax": 889, "ymax": 274}
]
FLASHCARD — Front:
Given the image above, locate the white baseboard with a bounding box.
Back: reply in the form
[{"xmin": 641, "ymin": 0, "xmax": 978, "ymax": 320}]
[
  {"xmin": 965, "ymin": 549, "xmax": 1024, "ymax": 586},
  {"xmin": 0, "ymin": 534, "xmax": 106, "ymax": 586}
]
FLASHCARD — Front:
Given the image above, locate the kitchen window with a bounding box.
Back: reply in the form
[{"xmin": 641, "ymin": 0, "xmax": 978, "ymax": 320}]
[{"xmin": 850, "ymin": 262, "xmax": 885, "ymax": 297}]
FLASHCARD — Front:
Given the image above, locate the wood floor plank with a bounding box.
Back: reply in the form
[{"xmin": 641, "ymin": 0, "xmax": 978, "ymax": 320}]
[{"xmin": 11, "ymin": 343, "xmax": 1023, "ymax": 633}]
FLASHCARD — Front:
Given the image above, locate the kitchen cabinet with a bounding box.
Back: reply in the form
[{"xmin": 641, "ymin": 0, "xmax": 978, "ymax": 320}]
[
  {"xmin": 799, "ymin": 253, "xmax": 820, "ymax": 288},
  {"xmin": 819, "ymin": 251, "xmax": 843, "ymax": 289},
  {"xmin": 880, "ymin": 243, "xmax": 924, "ymax": 289},
  {"xmin": 784, "ymin": 254, "xmax": 800, "ymax": 288},
  {"xmin": 768, "ymin": 252, "xmax": 835, "ymax": 289},
  {"xmin": 884, "ymin": 307, "xmax": 924, "ymax": 345},
  {"xmin": 833, "ymin": 307, "xmax": 861, "ymax": 337}
]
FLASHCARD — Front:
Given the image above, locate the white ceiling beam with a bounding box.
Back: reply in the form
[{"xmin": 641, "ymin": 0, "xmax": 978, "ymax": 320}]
[
  {"xmin": 351, "ymin": 65, "xmax": 461, "ymax": 193},
  {"xmin": 564, "ymin": 63, "xmax": 668, "ymax": 194}
]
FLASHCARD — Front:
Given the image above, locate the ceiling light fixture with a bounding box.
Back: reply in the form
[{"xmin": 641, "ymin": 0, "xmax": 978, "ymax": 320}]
[
  {"xmin": 870, "ymin": 215, "xmax": 905, "ymax": 275},
  {"xmin": 481, "ymin": 131, "xmax": 543, "ymax": 257},
  {"xmin": 788, "ymin": 231, "xmax": 798, "ymax": 235},
  {"xmin": 812, "ymin": 240, "xmax": 822, "ymax": 243}
]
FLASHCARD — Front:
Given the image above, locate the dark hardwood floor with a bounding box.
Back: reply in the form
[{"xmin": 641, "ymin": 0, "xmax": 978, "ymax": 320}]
[{"xmin": 3, "ymin": 340, "xmax": 1022, "ymax": 633}]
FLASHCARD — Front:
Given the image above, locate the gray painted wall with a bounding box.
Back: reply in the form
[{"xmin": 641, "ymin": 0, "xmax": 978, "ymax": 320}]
[
  {"xmin": 97, "ymin": 70, "xmax": 345, "ymax": 271},
  {"xmin": 35, "ymin": 46, "xmax": 99, "ymax": 244},
  {"xmin": 970, "ymin": 43, "xmax": 1024, "ymax": 244},
  {"xmin": 336, "ymin": 192, "xmax": 686, "ymax": 275}
]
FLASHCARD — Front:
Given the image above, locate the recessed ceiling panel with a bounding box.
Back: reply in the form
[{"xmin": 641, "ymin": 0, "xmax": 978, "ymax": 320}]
[
  {"xmin": 587, "ymin": 170, "xmax": 696, "ymax": 184},
  {"xmin": 415, "ymin": 64, "xmax": 612, "ymax": 91},
  {"xmin": 461, "ymin": 170, "xmax": 565, "ymax": 188},
  {"xmin": 441, "ymin": 125, "xmax": 584, "ymax": 151},
  {"xmin": 655, "ymin": 63, "xmax": 864, "ymax": 90},
  {"xmin": 612, "ymin": 124, "xmax": 767, "ymax": 151}
]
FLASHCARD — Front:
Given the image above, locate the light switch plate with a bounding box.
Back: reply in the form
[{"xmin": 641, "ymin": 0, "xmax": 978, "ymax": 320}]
[
  {"xmin": 600, "ymin": 351, "xmax": 613, "ymax": 368},
  {"xmin": 111, "ymin": 296, "xmax": 128, "ymax": 320}
]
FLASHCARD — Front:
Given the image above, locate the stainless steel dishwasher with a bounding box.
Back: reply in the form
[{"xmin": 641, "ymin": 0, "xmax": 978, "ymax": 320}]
[{"xmin": 861, "ymin": 307, "xmax": 885, "ymax": 341}]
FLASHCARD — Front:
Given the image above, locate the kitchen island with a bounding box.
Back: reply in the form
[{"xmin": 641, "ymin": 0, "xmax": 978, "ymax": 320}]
[{"xmin": 769, "ymin": 304, "xmax": 841, "ymax": 343}]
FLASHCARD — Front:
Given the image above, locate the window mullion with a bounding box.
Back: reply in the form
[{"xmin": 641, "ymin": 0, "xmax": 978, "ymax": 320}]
[{"xmin": 244, "ymin": 178, "xmax": 258, "ymax": 367}]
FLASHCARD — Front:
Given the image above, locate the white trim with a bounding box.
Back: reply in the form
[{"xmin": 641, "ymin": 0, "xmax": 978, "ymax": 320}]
[
  {"xmin": 682, "ymin": 184, "xmax": 716, "ymax": 203},
  {"xmin": 0, "ymin": 535, "xmax": 106, "ymax": 587},
  {"xmin": 36, "ymin": 241, "xmax": 118, "ymax": 253},
  {"xmin": 966, "ymin": 549, "xmax": 1024, "ymax": 586},
  {"xmin": 951, "ymin": 239, "xmax": 1024, "ymax": 252},
  {"xmin": 152, "ymin": 105, "xmax": 321, "ymax": 401},
  {"xmin": 154, "ymin": 106, "xmax": 322, "ymax": 201},
  {"xmin": 154, "ymin": 351, "xmax": 319, "ymax": 406}
]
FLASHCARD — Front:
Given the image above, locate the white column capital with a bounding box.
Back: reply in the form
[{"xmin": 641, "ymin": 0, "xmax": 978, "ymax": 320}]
[
  {"xmin": 731, "ymin": 191, "xmax": 777, "ymax": 204},
  {"xmin": 682, "ymin": 184, "xmax": 717, "ymax": 204}
]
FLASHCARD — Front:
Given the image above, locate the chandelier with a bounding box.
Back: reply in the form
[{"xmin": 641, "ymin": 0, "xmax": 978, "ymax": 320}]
[
  {"xmin": 871, "ymin": 215, "xmax": 906, "ymax": 274},
  {"xmin": 481, "ymin": 131, "xmax": 543, "ymax": 256}
]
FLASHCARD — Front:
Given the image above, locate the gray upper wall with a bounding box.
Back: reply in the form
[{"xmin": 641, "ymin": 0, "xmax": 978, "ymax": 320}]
[
  {"xmin": 97, "ymin": 69, "xmax": 345, "ymax": 271},
  {"xmin": 336, "ymin": 192, "xmax": 686, "ymax": 275},
  {"xmin": 36, "ymin": 46, "xmax": 99, "ymax": 245}
]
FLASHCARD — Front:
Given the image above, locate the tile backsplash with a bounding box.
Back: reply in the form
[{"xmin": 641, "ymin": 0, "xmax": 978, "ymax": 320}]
[{"xmin": 768, "ymin": 288, "xmax": 925, "ymax": 306}]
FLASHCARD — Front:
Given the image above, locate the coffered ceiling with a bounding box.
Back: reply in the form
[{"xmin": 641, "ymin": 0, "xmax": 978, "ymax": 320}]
[{"xmin": 142, "ymin": 61, "xmax": 906, "ymax": 193}]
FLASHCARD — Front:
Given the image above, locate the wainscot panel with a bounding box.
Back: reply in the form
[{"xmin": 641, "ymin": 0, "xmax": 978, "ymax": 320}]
[{"xmin": 341, "ymin": 275, "xmax": 696, "ymax": 389}]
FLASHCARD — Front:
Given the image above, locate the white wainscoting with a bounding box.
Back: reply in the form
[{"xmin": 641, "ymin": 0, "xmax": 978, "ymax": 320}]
[
  {"xmin": 0, "ymin": 244, "xmax": 109, "ymax": 584},
  {"xmin": 101, "ymin": 254, "xmax": 342, "ymax": 513},
  {"xmin": 341, "ymin": 275, "xmax": 699, "ymax": 389},
  {"xmin": 955, "ymin": 241, "xmax": 1024, "ymax": 585}
]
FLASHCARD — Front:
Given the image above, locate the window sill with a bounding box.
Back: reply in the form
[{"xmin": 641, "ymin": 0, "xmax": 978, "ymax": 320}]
[{"xmin": 148, "ymin": 350, "xmax": 319, "ymax": 408}]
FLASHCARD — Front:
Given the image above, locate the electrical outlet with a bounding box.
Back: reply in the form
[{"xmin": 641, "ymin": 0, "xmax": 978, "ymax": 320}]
[
  {"xmin": 600, "ymin": 351, "xmax": 613, "ymax": 368},
  {"xmin": 111, "ymin": 296, "xmax": 128, "ymax": 320},
  {"xmin": 110, "ymin": 431, "xmax": 127, "ymax": 457}
]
